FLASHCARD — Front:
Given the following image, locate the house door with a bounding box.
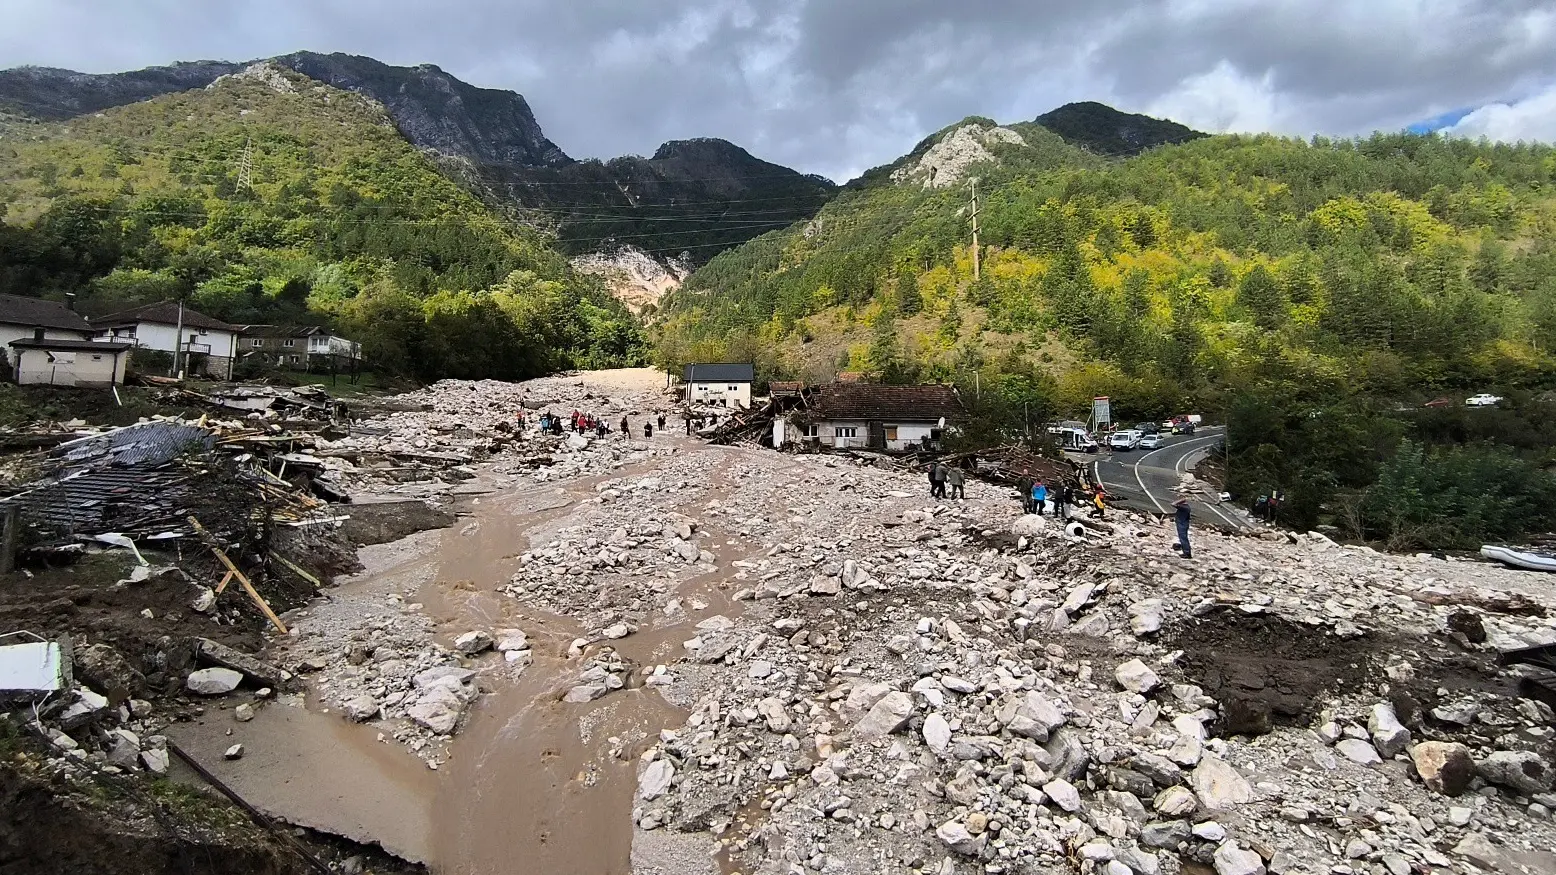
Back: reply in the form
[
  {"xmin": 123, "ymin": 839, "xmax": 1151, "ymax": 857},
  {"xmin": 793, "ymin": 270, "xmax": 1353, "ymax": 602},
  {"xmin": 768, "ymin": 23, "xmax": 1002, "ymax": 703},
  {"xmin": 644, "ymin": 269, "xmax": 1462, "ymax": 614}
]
[{"xmin": 867, "ymin": 421, "xmax": 886, "ymax": 449}]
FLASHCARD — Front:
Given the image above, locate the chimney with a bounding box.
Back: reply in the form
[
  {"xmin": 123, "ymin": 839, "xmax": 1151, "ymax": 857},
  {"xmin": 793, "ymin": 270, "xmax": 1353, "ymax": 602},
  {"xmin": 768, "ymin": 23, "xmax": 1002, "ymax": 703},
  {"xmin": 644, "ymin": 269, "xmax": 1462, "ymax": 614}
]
[
  {"xmin": 33, "ymin": 327, "xmax": 45, "ymax": 341},
  {"xmin": 64, "ymin": 292, "xmax": 77, "ymax": 312}
]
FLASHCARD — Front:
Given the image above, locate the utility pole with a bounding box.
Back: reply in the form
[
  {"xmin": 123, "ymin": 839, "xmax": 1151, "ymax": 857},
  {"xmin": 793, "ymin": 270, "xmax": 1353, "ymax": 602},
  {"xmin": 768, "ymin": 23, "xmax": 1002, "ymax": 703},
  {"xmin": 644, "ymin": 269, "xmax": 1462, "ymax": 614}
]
[
  {"xmin": 969, "ymin": 178, "xmax": 981, "ymax": 280},
  {"xmin": 236, "ymin": 136, "xmax": 253, "ymax": 193},
  {"xmin": 170, "ymin": 299, "xmax": 186, "ymax": 378}
]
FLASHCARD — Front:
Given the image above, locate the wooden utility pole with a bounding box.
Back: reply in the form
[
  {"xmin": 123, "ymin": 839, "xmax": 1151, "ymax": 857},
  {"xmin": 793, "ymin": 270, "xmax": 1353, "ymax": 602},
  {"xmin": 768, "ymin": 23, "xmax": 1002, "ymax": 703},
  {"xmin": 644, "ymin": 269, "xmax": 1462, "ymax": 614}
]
[{"xmin": 970, "ymin": 178, "xmax": 981, "ymax": 280}]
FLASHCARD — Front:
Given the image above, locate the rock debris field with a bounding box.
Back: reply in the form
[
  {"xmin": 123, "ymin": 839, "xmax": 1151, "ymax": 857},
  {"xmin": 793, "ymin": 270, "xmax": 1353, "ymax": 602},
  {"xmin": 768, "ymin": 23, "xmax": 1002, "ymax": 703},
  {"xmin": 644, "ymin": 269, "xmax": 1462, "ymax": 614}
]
[{"xmin": 263, "ymin": 371, "xmax": 1555, "ymax": 875}]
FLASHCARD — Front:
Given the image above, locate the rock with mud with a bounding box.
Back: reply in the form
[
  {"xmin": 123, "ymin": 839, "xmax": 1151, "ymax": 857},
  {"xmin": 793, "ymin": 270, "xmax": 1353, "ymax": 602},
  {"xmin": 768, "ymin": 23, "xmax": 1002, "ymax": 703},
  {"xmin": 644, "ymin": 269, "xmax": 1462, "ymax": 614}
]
[
  {"xmin": 185, "ymin": 667, "xmax": 243, "ymax": 696},
  {"xmin": 1477, "ymin": 750, "xmax": 1555, "ymax": 795},
  {"xmin": 74, "ymin": 643, "xmax": 144, "ymax": 701},
  {"xmin": 454, "ymin": 630, "xmax": 494, "ymax": 654},
  {"xmin": 1410, "ymin": 741, "xmax": 1474, "ymax": 796}
]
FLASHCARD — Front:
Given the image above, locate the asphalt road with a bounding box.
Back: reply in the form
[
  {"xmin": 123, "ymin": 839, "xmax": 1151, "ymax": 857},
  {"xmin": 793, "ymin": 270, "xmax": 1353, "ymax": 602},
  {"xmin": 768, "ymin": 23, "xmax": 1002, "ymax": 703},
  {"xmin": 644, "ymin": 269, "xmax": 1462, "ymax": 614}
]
[{"xmin": 1088, "ymin": 427, "xmax": 1252, "ymax": 531}]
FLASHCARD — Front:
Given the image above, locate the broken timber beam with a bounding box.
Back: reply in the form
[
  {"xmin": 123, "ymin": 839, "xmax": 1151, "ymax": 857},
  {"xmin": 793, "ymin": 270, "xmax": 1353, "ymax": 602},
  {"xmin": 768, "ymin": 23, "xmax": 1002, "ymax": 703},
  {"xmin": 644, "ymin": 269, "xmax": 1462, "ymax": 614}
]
[{"xmin": 187, "ymin": 516, "xmax": 288, "ymax": 635}]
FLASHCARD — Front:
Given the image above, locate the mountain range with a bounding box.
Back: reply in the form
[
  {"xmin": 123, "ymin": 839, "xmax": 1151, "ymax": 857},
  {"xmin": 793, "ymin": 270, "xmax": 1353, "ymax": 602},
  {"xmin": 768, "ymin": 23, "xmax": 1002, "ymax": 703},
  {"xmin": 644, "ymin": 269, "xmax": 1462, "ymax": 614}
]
[{"xmin": 0, "ymin": 52, "xmax": 836, "ymax": 278}]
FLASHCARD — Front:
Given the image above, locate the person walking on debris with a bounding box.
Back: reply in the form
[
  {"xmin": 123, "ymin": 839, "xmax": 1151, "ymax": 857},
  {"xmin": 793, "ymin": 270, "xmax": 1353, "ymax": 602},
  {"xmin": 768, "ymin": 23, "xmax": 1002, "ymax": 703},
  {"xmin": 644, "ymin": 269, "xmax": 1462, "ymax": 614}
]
[
  {"xmin": 644, "ymin": 421, "xmax": 653, "ymax": 439},
  {"xmin": 684, "ymin": 412, "xmax": 692, "ymax": 435},
  {"xmin": 657, "ymin": 413, "xmax": 666, "ymax": 431},
  {"xmin": 1031, "ymin": 478, "xmax": 1048, "ymax": 516},
  {"xmin": 1091, "ymin": 485, "xmax": 1107, "ymax": 520},
  {"xmin": 620, "ymin": 416, "xmax": 629, "ymax": 436},
  {"xmin": 1054, "ymin": 480, "xmax": 1069, "ymax": 520},
  {"xmin": 1172, "ymin": 495, "xmax": 1193, "ymax": 559},
  {"xmin": 947, "ymin": 465, "xmax": 965, "ymax": 500},
  {"xmin": 1017, "ymin": 471, "xmax": 1035, "ymax": 514},
  {"xmin": 930, "ymin": 462, "xmax": 948, "ymax": 499},
  {"xmin": 596, "ymin": 421, "xmax": 607, "ymax": 439}
]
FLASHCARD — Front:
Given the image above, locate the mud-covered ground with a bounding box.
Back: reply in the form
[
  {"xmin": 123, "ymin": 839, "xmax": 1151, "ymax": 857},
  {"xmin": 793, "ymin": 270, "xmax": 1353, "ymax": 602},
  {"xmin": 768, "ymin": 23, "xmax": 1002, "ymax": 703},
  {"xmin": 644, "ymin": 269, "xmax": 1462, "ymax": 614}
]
[{"xmin": 9, "ymin": 369, "xmax": 1555, "ymax": 875}]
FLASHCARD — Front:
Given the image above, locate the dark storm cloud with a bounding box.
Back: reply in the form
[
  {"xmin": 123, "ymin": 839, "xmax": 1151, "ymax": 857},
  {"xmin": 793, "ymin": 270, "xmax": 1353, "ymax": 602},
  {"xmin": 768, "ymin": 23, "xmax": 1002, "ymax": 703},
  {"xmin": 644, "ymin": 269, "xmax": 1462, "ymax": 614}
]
[{"xmin": 1, "ymin": 0, "xmax": 1553, "ymax": 181}]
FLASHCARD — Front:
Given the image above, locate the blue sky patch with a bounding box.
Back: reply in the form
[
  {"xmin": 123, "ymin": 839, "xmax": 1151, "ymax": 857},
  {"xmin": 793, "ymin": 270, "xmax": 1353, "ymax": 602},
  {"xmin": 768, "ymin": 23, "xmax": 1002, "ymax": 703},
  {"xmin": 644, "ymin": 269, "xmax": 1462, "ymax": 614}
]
[{"xmin": 1408, "ymin": 107, "xmax": 1475, "ymax": 134}]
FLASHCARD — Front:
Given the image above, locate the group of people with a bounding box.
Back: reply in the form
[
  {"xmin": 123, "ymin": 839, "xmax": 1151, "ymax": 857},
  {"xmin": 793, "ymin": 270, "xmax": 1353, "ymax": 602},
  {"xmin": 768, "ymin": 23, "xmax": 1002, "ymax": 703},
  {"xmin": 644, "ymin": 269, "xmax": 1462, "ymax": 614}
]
[
  {"xmin": 1015, "ymin": 472, "xmax": 1107, "ymax": 521},
  {"xmin": 926, "ymin": 461, "xmax": 966, "ymax": 499}
]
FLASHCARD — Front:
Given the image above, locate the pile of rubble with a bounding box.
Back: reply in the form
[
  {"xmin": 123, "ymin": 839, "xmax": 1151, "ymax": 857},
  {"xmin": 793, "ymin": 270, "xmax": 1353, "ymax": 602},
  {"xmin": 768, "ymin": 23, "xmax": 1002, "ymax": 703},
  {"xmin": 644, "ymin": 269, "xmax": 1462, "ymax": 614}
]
[{"xmin": 603, "ymin": 452, "xmax": 1556, "ymax": 875}]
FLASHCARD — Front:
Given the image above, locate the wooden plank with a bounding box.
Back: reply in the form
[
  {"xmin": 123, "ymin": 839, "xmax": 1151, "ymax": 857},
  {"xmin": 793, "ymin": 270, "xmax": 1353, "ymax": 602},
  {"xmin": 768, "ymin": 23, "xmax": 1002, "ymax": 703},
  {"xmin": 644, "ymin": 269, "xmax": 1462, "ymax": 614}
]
[
  {"xmin": 213, "ymin": 569, "xmax": 235, "ymax": 595},
  {"xmin": 269, "ymin": 552, "xmax": 322, "ymax": 588},
  {"xmin": 187, "ymin": 516, "xmax": 288, "ymax": 635}
]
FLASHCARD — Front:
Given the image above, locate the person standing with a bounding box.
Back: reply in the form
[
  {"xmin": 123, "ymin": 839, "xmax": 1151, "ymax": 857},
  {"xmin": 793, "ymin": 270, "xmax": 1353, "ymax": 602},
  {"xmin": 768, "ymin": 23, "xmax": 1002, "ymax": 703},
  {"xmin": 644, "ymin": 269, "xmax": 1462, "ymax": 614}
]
[
  {"xmin": 1172, "ymin": 495, "xmax": 1193, "ymax": 559},
  {"xmin": 1054, "ymin": 480, "xmax": 1069, "ymax": 520},
  {"xmin": 684, "ymin": 413, "xmax": 692, "ymax": 435},
  {"xmin": 596, "ymin": 421, "xmax": 607, "ymax": 439},
  {"xmin": 658, "ymin": 413, "xmax": 667, "ymax": 431},
  {"xmin": 620, "ymin": 416, "xmax": 629, "ymax": 435},
  {"xmin": 947, "ymin": 466, "xmax": 965, "ymax": 500},
  {"xmin": 1032, "ymin": 479, "xmax": 1048, "ymax": 516},
  {"xmin": 1017, "ymin": 471, "xmax": 1035, "ymax": 514},
  {"xmin": 644, "ymin": 422, "xmax": 653, "ymax": 439},
  {"xmin": 931, "ymin": 463, "xmax": 948, "ymax": 499},
  {"xmin": 1091, "ymin": 486, "xmax": 1107, "ymax": 520}
]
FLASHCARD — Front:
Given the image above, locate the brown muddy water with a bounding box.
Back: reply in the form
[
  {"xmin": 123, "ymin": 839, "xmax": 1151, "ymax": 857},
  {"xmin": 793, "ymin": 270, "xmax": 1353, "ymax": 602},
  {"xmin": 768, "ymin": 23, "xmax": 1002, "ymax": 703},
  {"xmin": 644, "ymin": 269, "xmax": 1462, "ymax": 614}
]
[
  {"xmin": 173, "ymin": 446, "xmax": 759, "ymax": 874},
  {"xmin": 415, "ymin": 454, "xmax": 753, "ymax": 874}
]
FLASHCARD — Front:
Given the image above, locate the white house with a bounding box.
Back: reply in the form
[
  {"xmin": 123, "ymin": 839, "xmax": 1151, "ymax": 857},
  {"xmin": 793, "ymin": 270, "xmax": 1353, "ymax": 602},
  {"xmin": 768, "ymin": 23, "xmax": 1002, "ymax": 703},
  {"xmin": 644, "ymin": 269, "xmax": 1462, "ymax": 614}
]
[
  {"xmin": 92, "ymin": 301, "xmax": 241, "ymax": 380},
  {"xmin": 0, "ymin": 293, "xmax": 97, "ymax": 366},
  {"xmin": 776, "ymin": 382, "xmax": 963, "ymax": 452},
  {"xmin": 683, "ymin": 362, "xmax": 755, "ymax": 408},
  {"xmin": 8, "ymin": 334, "xmax": 132, "ymax": 387}
]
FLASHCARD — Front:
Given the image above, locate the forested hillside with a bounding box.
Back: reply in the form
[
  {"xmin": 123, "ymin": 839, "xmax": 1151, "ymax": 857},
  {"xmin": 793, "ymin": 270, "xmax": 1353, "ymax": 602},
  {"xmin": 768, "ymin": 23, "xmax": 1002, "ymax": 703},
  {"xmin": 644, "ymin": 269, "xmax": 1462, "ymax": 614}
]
[
  {"xmin": 0, "ymin": 64, "xmax": 643, "ymax": 380},
  {"xmin": 0, "ymin": 54, "xmax": 837, "ymax": 271},
  {"xmin": 658, "ymin": 117, "xmax": 1556, "ymax": 546}
]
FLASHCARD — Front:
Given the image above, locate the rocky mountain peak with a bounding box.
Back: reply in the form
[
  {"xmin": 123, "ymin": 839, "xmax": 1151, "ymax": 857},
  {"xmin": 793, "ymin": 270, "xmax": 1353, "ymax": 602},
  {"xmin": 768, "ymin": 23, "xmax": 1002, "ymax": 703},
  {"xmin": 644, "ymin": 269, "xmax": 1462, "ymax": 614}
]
[
  {"xmin": 269, "ymin": 52, "xmax": 571, "ymax": 168},
  {"xmin": 891, "ymin": 123, "xmax": 1027, "ymax": 188}
]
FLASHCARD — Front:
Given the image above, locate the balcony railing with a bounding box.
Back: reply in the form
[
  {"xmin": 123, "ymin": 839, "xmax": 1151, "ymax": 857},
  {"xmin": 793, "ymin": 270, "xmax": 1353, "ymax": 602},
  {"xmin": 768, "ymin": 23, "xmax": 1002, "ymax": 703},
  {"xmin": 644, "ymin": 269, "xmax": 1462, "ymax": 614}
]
[{"xmin": 181, "ymin": 342, "xmax": 211, "ymax": 355}]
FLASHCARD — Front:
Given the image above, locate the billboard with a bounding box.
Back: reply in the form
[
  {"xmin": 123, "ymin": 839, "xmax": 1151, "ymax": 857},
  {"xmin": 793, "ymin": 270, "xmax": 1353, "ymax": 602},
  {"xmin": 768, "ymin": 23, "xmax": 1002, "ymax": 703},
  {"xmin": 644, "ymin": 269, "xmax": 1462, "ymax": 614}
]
[{"xmin": 1091, "ymin": 396, "xmax": 1111, "ymax": 428}]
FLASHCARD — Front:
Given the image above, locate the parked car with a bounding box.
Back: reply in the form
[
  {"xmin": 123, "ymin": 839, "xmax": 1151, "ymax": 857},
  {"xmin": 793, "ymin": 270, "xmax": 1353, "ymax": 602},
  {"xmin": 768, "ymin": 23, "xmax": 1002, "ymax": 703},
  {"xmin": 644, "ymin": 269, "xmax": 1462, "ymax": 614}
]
[
  {"xmin": 1170, "ymin": 419, "xmax": 1196, "ymax": 435},
  {"xmin": 1423, "ymin": 397, "xmax": 1454, "ymax": 408},
  {"xmin": 1135, "ymin": 421, "xmax": 1160, "ymax": 435},
  {"xmin": 1138, "ymin": 433, "xmax": 1164, "ymax": 450},
  {"xmin": 1466, "ymin": 393, "xmax": 1503, "ymax": 407},
  {"xmin": 1109, "ymin": 430, "xmax": 1141, "ymax": 451}
]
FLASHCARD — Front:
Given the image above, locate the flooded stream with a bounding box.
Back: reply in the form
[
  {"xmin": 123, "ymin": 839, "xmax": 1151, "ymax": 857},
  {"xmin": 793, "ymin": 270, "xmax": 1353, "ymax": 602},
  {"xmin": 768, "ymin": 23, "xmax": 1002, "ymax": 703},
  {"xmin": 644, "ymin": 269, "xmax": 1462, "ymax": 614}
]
[{"xmin": 420, "ymin": 451, "xmax": 754, "ymax": 874}]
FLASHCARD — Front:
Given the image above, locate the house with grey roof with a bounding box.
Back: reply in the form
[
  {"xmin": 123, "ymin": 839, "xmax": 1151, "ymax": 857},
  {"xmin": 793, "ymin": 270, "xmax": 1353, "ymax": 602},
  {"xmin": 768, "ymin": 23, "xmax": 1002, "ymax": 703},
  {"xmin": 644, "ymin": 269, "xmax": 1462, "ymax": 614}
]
[
  {"xmin": 91, "ymin": 301, "xmax": 240, "ymax": 380},
  {"xmin": 682, "ymin": 362, "xmax": 755, "ymax": 408}
]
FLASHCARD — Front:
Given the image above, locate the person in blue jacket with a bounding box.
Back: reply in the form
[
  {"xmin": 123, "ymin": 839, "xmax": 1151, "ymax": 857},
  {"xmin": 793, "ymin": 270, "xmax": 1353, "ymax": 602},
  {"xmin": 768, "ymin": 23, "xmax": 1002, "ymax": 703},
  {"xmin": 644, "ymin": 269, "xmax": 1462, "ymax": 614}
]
[{"xmin": 1031, "ymin": 479, "xmax": 1048, "ymax": 515}]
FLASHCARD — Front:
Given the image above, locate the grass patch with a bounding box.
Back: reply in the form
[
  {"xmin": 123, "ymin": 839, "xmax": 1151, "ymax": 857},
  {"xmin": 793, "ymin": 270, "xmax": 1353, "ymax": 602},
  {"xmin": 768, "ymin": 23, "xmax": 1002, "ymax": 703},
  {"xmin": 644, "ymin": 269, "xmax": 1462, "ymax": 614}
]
[{"xmin": 147, "ymin": 779, "xmax": 251, "ymax": 831}]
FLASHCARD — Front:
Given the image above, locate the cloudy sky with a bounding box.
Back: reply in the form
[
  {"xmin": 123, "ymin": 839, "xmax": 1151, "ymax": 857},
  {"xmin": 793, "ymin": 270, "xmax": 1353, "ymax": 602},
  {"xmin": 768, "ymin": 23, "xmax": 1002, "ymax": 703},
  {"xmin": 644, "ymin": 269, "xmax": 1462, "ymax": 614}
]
[{"xmin": 2, "ymin": 0, "xmax": 1553, "ymax": 180}]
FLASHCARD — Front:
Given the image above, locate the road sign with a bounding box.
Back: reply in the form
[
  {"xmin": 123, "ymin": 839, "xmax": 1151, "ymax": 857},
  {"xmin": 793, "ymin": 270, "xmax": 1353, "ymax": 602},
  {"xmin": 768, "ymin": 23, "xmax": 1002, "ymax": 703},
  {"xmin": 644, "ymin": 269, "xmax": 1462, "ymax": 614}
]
[{"xmin": 1091, "ymin": 396, "xmax": 1111, "ymax": 428}]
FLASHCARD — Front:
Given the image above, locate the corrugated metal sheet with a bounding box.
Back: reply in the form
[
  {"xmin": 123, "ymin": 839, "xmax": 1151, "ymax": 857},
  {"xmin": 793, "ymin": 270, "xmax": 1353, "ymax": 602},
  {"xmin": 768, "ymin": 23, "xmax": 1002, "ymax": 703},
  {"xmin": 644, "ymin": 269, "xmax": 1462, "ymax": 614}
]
[{"xmin": 52, "ymin": 422, "xmax": 214, "ymax": 470}]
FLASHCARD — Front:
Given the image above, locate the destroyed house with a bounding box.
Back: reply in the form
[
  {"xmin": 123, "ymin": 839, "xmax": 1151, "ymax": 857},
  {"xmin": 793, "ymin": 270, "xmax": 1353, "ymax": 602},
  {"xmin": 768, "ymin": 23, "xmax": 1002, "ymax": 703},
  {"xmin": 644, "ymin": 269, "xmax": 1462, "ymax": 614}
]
[
  {"xmin": 91, "ymin": 301, "xmax": 240, "ymax": 381},
  {"xmin": 781, "ymin": 383, "xmax": 963, "ymax": 451},
  {"xmin": 0, "ymin": 293, "xmax": 96, "ymax": 364},
  {"xmin": 682, "ymin": 362, "xmax": 755, "ymax": 408},
  {"xmin": 237, "ymin": 324, "xmax": 362, "ymax": 370}
]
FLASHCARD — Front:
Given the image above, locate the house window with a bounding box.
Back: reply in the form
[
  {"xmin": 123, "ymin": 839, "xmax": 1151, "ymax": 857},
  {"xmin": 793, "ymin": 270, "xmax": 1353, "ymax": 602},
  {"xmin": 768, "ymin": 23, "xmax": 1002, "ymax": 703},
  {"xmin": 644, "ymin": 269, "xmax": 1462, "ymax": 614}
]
[
  {"xmin": 728, "ymin": 384, "xmax": 738, "ymax": 391},
  {"xmin": 251, "ymin": 339, "xmax": 263, "ymax": 347},
  {"xmin": 91, "ymin": 355, "xmax": 103, "ymax": 361},
  {"xmin": 802, "ymin": 425, "xmax": 819, "ymax": 439},
  {"xmin": 282, "ymin": 339, "xmax": 296, "ymax": 348},
  {"xmin": 885, "ymin": 427, "xmax": 899, "ymax": 441},
  {"xmin": 289, "ymin": 355, "xmax": 300, "ymax": 363},
  {"xmin": 835, "ymin": 427, "xmax": 858, "ymax": 439}
]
